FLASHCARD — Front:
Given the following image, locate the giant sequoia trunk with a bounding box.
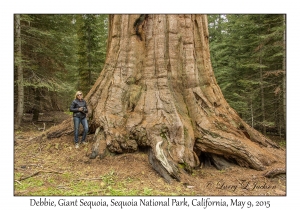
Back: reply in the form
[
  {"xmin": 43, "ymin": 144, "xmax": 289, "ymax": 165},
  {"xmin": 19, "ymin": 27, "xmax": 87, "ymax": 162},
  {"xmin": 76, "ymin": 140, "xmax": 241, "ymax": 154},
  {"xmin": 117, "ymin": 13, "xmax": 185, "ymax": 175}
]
[{"xmin": 47, "ymin": 15, "xmax": 283, "ymax": 182}]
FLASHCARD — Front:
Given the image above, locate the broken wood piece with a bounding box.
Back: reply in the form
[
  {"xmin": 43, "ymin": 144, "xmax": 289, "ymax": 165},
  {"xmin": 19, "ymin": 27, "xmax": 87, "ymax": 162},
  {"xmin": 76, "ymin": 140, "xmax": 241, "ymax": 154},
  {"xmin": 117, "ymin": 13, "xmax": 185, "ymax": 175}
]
[{"xmin": 18, "ymin": 170, "xmax": 63, "ymax": 181}]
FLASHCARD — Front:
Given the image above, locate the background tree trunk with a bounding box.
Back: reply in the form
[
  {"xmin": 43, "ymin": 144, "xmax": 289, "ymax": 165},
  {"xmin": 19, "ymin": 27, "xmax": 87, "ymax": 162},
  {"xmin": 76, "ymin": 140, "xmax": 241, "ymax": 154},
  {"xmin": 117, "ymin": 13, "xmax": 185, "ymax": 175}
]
[
  {"xmin": 259, "ymin": 57, "xmax": 266, "ymax": 135},
  {"xmin": 15, "ymin": 14, "xmax": 24, "ymax": 128},
  {"xmin": 47, "ymin": 14, "xmax": 283, "ymax": 182}
]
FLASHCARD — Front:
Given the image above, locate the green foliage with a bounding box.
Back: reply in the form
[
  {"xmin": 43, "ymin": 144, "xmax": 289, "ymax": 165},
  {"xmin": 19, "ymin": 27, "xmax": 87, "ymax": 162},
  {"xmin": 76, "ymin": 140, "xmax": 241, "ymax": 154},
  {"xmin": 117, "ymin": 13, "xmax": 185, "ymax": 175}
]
[
  {"xmin": 14, "ymin": 14, "xmax": 108, "ymax": 114},
  {"xmin": 142, "ymin": 188, "xmax": 153, "ymax": 195},
  {"xmin": 208, "ymin": 14, "xmax": 285, "ymax": 134},
  {"xmin": 100, "ymin": 170, "xmax": 116, "ymax": 185},
  {"xmin": 14, "ymin": 15, "xmax": 78, "ymax": 112},
  {"xmin": 76, "ymin": 14, "xmax": 108, "ymax": 95}
]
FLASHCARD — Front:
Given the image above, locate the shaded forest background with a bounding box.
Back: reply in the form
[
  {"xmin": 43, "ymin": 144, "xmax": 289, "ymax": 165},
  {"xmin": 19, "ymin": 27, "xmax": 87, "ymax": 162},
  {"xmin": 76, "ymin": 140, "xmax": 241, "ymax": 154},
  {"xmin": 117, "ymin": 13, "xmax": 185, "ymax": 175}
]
[{"xmin": 14, "ymin": 14, "xmax": 286, "ymax": 138}]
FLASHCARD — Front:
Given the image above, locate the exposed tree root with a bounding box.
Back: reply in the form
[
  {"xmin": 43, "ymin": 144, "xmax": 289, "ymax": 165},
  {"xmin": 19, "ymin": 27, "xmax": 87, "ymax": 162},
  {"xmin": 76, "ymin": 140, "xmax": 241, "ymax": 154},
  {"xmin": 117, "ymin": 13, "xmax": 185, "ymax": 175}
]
[
  {"xmin": 264, "ymin": 168, "xmax": 286, "ymax": 178},
  {"xmin": 46, "ymin": 118, "xmax": 73, "ymax": 138}
]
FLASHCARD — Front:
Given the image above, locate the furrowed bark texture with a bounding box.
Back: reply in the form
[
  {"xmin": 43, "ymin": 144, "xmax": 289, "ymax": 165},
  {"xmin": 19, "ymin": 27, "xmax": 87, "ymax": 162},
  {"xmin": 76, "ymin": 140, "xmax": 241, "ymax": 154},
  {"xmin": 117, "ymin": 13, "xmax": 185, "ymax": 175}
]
[{"xmin": 47, "ymin": 15, "xmax": 282, "ymax": 181}]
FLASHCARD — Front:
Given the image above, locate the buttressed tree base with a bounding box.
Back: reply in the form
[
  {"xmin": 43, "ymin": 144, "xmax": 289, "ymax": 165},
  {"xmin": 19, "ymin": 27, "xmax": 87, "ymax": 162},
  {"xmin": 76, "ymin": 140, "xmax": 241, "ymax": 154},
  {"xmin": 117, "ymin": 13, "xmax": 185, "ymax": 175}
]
[{"xmin": 47, "ymin": 15, "xmax": 284, "ymax": 183}]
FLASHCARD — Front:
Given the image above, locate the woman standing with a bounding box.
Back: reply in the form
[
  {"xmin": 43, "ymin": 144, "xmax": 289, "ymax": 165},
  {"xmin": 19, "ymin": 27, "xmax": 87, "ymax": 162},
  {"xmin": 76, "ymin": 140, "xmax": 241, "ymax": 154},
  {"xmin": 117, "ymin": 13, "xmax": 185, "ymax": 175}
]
[{"xmin": 70, "ymin": 91, "xmax": 89, "ymax": 148}]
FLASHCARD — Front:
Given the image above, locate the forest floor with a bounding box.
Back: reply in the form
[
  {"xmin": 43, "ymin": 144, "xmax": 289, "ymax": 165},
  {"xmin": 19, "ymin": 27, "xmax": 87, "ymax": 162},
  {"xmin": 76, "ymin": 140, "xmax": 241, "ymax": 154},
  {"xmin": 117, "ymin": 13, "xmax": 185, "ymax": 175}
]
[{"xmin": 14, "ymin": 111, "xmax": 286, "ymax": 196}]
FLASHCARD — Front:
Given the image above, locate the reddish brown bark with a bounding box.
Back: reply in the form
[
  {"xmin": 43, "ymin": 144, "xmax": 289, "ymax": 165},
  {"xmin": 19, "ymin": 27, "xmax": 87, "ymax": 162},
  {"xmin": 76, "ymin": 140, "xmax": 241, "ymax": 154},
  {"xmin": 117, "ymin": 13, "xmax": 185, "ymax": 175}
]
[{"xmin": 47, "ymin": 15, "xmax": 284, "ymax": 182}]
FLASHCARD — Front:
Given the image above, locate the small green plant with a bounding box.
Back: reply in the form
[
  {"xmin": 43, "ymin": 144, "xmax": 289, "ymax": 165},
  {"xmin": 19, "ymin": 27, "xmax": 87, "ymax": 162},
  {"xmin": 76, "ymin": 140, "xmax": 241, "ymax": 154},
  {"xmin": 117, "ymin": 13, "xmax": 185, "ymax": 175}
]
[
  {"xmin": 124, "ymin": 177, "xmax": 134, "ymax": 183},
  {"xmin": 64, "ymin": 111, "xmax": 73, "ymax": 116},
  {"xmin": 14, "ymin": 177, "xmax": 44, "ymax": 191},
  {"xmin": 62, "ymin": 172, "xmax": 72, "ymax": 179},
  {"xmin": 142, "ymin": 187, "xmax": 153, "ymax": 195},
  {"xmin": 278, "ymin": 140, "xmax": 286, "ymax": 148},
  {"xmin": 100, "ymin": 170, "xmax": 116, "ymax": 185},
  {"xmin": 15, "ymin": 130, "xmax": 23, "ymax": 135}
]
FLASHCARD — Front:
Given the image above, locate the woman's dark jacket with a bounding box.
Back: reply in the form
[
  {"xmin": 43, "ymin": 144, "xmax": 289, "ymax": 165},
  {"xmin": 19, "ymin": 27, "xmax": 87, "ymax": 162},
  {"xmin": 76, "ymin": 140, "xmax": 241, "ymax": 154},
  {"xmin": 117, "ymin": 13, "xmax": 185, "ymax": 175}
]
[{"xmin": 70, "ymin": 99, "xmax": 88, "ymax": 118}]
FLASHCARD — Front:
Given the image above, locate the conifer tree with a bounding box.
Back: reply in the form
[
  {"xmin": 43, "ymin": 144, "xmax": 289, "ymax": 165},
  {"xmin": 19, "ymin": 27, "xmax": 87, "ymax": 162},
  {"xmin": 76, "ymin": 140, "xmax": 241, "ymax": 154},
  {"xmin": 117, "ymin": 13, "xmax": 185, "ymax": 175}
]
[
  {"xmin": 14, "ymin": 14, "xmax": 78, "ymax": 118},
  {"xmin": 76, "ymin": 14, "xmax": 108, "ymax": 95},
  {"xmin": 208, "ymin": 14, "xmax": 285, "ymax": 136}
]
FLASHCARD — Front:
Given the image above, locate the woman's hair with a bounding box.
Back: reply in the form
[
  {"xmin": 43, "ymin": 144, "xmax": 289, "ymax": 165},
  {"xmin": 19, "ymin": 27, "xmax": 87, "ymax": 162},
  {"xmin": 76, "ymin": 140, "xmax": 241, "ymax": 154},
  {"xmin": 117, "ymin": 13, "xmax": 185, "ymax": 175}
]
[{"xmin": 74, "ymin": 91, "xmax": 83, "ymax": 99}]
